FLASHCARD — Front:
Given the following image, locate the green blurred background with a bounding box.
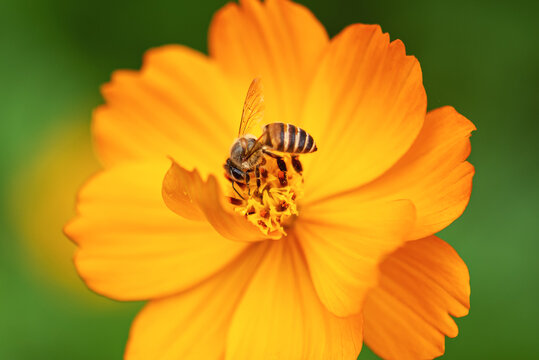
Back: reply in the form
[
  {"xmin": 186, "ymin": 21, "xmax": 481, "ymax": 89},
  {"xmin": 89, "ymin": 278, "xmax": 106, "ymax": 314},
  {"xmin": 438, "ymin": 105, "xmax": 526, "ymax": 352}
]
[{"xmin": 0, "ymin": 0, "xmax": 537, "ymax": 358}]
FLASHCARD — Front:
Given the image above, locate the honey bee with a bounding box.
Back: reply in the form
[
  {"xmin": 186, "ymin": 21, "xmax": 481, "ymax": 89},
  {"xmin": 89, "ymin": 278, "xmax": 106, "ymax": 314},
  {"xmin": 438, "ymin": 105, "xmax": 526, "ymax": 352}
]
[{"xmin": 224, "ymin": 78, "xmax": 317, "ymax": 198}]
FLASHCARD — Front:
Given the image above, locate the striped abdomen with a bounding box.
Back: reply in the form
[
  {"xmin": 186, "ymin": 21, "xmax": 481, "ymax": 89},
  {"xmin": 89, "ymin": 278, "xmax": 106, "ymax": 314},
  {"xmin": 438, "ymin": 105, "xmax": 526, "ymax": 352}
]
[{"xmin": 262, "ymin": 123, "xmax": 317, "ymax": 154}]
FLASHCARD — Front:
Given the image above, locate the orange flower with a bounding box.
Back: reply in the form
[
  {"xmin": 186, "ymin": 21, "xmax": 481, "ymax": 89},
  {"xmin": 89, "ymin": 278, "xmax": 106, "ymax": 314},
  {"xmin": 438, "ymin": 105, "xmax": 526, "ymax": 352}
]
[{"xmin": 65, "ymin": 0, "xmax": 475, "ymax": 359}]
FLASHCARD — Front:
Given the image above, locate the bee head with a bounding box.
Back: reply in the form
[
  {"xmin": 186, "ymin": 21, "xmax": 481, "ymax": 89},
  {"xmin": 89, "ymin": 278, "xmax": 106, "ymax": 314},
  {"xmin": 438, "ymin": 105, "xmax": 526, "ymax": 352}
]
[{"xmin": 224, "ymin": 158, "xmax": 247, "ymax": 183}]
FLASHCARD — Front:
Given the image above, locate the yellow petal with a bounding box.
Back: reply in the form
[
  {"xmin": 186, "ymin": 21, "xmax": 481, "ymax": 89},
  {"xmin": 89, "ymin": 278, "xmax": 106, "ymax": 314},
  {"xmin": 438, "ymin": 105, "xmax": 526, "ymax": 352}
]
[
  {"xmin": 296, "ymin": 198, "xmax": 416, "ymax": 317},
  {"xmin": 161, "ymin": 158, "xmax": 205, "ymax": 221},
  {"xmin": 300, "ymin": 24, "xmax": 426, "ymax": 202},
  {"xmin": 226, "ymin": 237, "xmax": 362, "ymax": 360},
  {"xmin": 93, "ymin": 45, "xmax": 237, "ymax": 176},
  {"xmin": 364, "ymin": 236, "xmax": 470, "ymax": 360},
  {"xmin": 125, "ymin": 243, "xmax": 268, "ymax": 360},
  {"xmin": 209, "ymin": 0, "xmax": 329, "ymax": 125},
  {"xmin": 64, "ymin": 160, "xmax": 248, "ymax": 300},
  {"xmin": 162, "ymin": 159, "xmax": 277, "ymax": 241},
  {"xmin": 347, "ymin": 106, "xmax": 475, "ymax": 239}
]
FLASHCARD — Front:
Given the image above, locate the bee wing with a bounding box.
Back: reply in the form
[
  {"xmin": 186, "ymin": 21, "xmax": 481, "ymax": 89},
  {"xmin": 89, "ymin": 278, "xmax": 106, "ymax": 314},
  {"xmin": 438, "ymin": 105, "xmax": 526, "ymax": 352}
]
[{"xmin": 238, "ymin": 78, "xmax": 265, "ymax": 136}]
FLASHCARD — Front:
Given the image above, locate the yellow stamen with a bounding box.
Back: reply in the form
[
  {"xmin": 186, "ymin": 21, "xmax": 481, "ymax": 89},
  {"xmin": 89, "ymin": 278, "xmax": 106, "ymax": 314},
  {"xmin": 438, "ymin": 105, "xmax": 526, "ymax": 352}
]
[{"xmin": 231, "ymin": 155, "xmax": 303, "ymax": 236}]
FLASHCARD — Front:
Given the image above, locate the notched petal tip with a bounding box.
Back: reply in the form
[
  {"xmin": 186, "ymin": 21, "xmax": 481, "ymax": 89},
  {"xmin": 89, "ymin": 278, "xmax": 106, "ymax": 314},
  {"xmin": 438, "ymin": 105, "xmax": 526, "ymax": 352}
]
[
  {"xmin": 62, "ymin": 218, "xmax": 79, "ymax": 246},
  {"xmin": 433, "ymin": 106, "xmax": 477, "ymax": 133},
  {"xmin": 162, "ymin": 158, "xmax": 274, "ymax": 242},
  {"xmin": 63, "ymin": 216, "xmax": 90, "ymax": 249}
]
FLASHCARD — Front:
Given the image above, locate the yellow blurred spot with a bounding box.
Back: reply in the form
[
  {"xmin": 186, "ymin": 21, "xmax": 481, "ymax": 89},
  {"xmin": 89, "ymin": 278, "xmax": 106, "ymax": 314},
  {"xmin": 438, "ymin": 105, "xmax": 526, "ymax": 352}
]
[{"xmin": 8, "ymin": 120, "xmax": 108, "ymax": 304}]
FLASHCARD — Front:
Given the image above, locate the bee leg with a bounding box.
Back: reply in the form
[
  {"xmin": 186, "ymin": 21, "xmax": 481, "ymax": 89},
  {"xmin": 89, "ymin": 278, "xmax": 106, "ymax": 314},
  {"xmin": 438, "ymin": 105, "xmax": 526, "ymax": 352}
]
[
  {"xmin": 263, "ymin": 149, "xmax": 288, "ymax": 186},
  {"xmin": 277, "ymin": 171, "xmax": 288, "ymax": 186},
  {"xmin": 291, "ymin": 155, "xmax": 302, "ymax": 174},
  {"xmin": 245, "ymin": 172, "xmax": 251, "ymax": 196},
  {"xmin": 262, "ymin": 149, "xmax": 287, "ymax": 172},
  {"xmin": 255, "ymin": 165, "xmax": 261, "ymax": 190},
  {"xmin": 277, "ymin": 158, "xmax": 287, "ymax": 172}
]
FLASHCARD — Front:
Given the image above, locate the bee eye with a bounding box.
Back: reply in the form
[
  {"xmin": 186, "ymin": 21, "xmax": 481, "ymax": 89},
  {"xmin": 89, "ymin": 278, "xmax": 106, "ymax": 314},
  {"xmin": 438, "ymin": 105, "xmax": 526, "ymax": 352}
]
[{"xmin": 231, "ymin": 167, "xmax": 244, "ymax": 181}]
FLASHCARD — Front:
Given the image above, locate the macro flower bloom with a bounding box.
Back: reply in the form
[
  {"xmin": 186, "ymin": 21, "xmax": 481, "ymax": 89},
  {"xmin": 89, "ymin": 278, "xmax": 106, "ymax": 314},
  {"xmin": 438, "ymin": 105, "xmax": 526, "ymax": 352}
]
[{"xmin": 65, "ymin": 0, "xmax": 475, "ymax": 359}]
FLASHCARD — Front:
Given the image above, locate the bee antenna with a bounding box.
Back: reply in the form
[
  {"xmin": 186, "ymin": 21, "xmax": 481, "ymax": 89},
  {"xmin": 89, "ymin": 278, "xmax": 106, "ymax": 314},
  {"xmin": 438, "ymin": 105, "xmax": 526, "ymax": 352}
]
[{"xmin": 232, "ymin": 182, "xmax": 245, "ymax": 200}]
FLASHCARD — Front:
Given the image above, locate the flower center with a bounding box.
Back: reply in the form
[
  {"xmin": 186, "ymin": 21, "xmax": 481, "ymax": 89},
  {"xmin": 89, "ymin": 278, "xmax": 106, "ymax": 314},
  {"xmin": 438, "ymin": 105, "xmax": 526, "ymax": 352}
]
[{"xmin": 228, "ymin": 154, "xmax": 303, "ymax": 237}]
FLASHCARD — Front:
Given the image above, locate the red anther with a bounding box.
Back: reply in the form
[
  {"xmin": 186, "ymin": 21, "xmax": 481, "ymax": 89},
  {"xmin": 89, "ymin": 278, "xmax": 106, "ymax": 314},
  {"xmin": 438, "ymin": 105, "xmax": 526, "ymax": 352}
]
[
  {"xmin": 257, "ymin": 220, "xmax": 268, "ymax": 228},
  {"xmin": 246, "ymin": 206, "xmax": 256, "ymax": 215},
  {"xmin": 260, "ymin": 208, "xmax": 270, "ymax": 219},
  {"xmin": 260, "ymin": 167, "xmax": 268, "ymax": 178},
  {"xmin": 277, "ymin": 201, "xmax": 289, "ymax": 212}
]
